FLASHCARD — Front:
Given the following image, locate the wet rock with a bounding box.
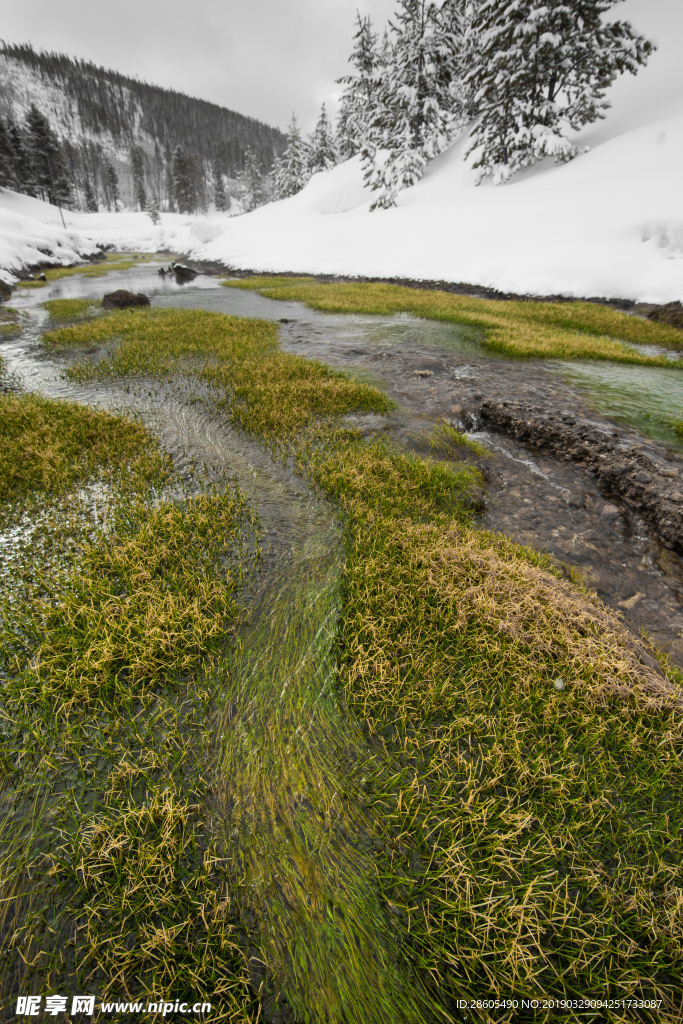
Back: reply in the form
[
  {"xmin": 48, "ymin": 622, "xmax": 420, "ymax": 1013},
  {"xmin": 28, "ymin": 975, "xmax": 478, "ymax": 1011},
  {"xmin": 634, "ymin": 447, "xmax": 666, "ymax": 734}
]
[
  {"xmin": 172, "ymin": 262, "xmax": 198, "ymax": 282},
  {"xmin": 567, "ymin": 492, "xmax": 585, "ymax": 509},
  {"xmin": 647, "ymin": 300, "xmax": 683, "ymax": 329},
  {"xmin": 413, "ymin": 369, "xmax": 433, "ymax": 377},
  {"xmin": 479, "ymin": 399, "xmax": 683, "ymax": 553},
  {"xmin": 101, "ymin": 289, "xmax": 151, "ymax": 310}
]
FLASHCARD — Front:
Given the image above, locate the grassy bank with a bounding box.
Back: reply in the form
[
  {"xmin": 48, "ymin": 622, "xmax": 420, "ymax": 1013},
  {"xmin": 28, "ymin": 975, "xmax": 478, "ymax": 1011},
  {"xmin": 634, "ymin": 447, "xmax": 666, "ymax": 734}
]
[
  {"xmin": 34, "ymin": 304, "xmax": 683, "ymax": 1021},
  {"xmin": 0, "ymin": 393, "xmax": 260, "ymax": 1019},
  {"xmin": 223, "ymin": 277, "xmax": 683, "ymax": 367},
  {"xmin": 16, "ymin": 252, "xmax": 155, "ymax": 289}
]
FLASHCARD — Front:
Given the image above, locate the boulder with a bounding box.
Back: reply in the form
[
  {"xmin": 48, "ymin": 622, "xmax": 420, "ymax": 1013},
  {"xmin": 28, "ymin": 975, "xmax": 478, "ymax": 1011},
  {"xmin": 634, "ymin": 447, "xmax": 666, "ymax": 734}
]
[
  {"xmin": 648, "ymin": 300, "xmax": 683, "ymax": 329},
  {"xmin": 171, "ymin": 262, "xmax": 197, "ymax": 282},
  {"xmin": 101, "ymin": 289, "xmax": 151, "ymax": 310}
]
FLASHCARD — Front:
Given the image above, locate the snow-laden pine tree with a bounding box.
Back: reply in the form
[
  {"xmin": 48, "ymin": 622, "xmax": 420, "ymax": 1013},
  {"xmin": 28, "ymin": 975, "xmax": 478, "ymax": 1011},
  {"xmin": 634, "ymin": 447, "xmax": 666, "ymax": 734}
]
[
  {"xmin": 104, "ymin": 162, "xmax": 119, "ymax": 211},
  {"xmin": 465, "ymin": 0, "xmax": 654, "ymax": 184},
  {"xmin": 6, "ymin": 119, "xmax": 34, "ymax": 195},
  {"xmin": 83, "ymin": 178, "xmax": 98, "ymax": 212},
  {"xmin": 172, "ymin": 147, "xmax": 198, "ymax": 213},
  {"xmin": 336, "ymin": 13, "xmax": 379, "ymax": 159},
  {"xmin": 212, "ymin": 158, "xmax": 230, "ymax": 211},
  {"xmin": 0, "ymin": 118, "xmax": 17, "ymax": 190},
  {"xmin": 308, "ymin": 104, "xmax": 337, "ymax": 174},
  {"xmin": 146, "ymin": 194, "xmax": 161, "ymax": 224},
  {"xmin": 361, "ymin": 0, "xmax": 465, "ymax": 209},
  {"xmin": 131, "ymin": 146, "xmax": 147, "ymax": 211},
  {"xmin": 274, "ymin": 115, "xmax": 310, "ymax": 199},
  {"xmin": 238, "ymin": 149, "xmax": 267, "ymax": 211},
  {"xmin": 25, "ymin": 105, "xmax": 72, "ymax": 206}
]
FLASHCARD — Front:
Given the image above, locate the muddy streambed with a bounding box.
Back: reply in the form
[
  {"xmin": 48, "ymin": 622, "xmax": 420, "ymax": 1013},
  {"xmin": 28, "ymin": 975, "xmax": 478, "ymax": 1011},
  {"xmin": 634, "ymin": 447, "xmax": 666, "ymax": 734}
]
[{"xmin": 4, "ymin": 260, "xmax": 683, "ymax": 670}]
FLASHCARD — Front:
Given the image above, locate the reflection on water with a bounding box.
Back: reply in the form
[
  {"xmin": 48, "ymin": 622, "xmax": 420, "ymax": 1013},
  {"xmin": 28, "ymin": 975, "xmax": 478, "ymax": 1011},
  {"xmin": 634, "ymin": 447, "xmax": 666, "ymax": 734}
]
[{"xmin": 555, "ymin": 359, "xmax": 683, "ymax": 450}]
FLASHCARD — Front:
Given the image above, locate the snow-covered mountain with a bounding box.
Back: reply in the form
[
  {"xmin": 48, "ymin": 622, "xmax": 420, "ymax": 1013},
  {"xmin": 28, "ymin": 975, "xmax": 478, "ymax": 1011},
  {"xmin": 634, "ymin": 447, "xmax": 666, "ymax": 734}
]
[{"xmin": 0, "ymin": 42, "xmax": 286, "ymax": 210}]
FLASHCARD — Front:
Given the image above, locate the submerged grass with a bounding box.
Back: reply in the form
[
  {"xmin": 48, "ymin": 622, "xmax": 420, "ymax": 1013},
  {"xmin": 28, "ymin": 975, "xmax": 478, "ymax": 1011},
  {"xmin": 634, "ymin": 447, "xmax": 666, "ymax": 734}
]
[
  {"xmin": 13, "ymin": 301, "xmax": 683, "ymax": 1019},
  {"xmin": 0, "ymin": 392, "xmax": 259, "ymax": 1019},
  {"xmin": 224, "ymin": 276, "xmax": 683, "ymax": 367}
]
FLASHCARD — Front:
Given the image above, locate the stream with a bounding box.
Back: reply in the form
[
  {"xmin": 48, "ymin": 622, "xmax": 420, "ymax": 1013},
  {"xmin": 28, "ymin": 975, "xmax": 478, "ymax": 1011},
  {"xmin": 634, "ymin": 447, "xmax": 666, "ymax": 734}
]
[{"xmin": 3, "ymin": 257, "xmax": 683, "ymax": 1014}]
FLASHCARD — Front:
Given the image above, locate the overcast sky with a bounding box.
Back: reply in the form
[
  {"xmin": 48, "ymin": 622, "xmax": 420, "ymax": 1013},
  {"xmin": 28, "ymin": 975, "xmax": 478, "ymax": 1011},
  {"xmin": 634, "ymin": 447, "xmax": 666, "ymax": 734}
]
[
  {"xmin": 1, "ymin": 0, "xmax": 398, "ymax": 132},
  {"xmin": 1, "ymin": 0, "xmax": 679, "ymax": 135}
]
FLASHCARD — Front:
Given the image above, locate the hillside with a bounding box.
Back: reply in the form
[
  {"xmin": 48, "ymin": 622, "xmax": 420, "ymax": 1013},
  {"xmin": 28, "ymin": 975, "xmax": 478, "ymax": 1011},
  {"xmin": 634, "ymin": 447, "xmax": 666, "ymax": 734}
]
[{"xmin": 0, "ymin": 42, "xmax": 286, "ymax": 210}]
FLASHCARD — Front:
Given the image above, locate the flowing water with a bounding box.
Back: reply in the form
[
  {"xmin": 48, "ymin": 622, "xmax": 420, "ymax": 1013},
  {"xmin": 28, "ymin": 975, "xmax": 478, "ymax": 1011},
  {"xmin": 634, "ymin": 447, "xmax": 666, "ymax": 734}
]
[{"xmin": 3, "ymin": 260, "xmax": 683, "ymax": 1017}]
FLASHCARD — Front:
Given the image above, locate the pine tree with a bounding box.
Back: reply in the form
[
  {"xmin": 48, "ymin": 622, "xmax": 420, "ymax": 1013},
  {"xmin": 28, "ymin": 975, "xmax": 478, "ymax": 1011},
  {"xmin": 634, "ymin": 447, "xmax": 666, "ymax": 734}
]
[
  {"xmin": 172, "ymin": 146, "xmax": 198, "ymax": 213},
  {"xmin": 361, "ymin": 1, "xmax": 459, "ymax": 209},
  {"xmin": 83, "ymin": 178, "xmax": 98, "ymax": 212},
  {"xmin": 237, "ymin": 148, "xmax": 266, "ymax": 212},
  {"xmin": 464, "ymin": 0, "xmax": 654, "ymax": 184},
  {"xmin": 5, "ymin": 118, "xmax": 34, "ymax": 195},
  {"xmin": 104, "ymin": 162, "xmax": 120, "ymax": 211},
  {"xmin": 131, "ymin": 146, "xmax": 147, "ymax": 210},
  {"xmin": 147, "ymin": 194, "xmax": 161, "ymax": 224},
  {"xmin": 274, "ymin": 114, "xmax": 309, "ymax": 199},
  {"xmin": 212, "ymin": 158, "xmax": 229, "ymax": 211},
  {"xmin": 25, "ymin": 104, "xmax": 72, "ymax": 206},
  {"xmin": 336, "ymin": 13, "xmax": 381, "ymax": 159},
  {"xmin": 0, "ymin": 118, "xmax": 18, "ymax": 189},
  {"xmin": 308, "ymin": 104, "xmax": 337, "ymax": 174}
]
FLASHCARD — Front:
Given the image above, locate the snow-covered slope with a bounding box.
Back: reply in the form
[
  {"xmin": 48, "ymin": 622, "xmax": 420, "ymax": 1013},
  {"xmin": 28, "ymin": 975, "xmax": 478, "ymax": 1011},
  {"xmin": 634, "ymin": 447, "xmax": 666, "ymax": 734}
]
[{"xmin": 1, "ymin": 0, "xmax": 680, "ymax": 302}]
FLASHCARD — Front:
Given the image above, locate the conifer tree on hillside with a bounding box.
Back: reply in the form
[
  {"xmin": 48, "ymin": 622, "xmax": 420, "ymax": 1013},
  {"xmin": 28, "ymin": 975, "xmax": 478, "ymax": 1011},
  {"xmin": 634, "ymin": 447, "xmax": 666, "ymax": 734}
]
[
  {"xmin": 146, "ymin": 194, "xmax": 161, "ymax": 224},
  {"xmin": 25, "ymin": 104, "xmax": 72, "ymax": 206},
  {"xmin": 465, "ymin": 0, "xmax": 654, "ymax": 184},
  {"xmin": 131, "ymin": 146, "xmax": 147, "ymax": 210},
  {"xmin": 336, "ymin": 13, "xmax": 379, "ymax": 159},
  {"xmin": 361, "ymin": 0, "xmax": 461, "ymax": 209},
  {"xmin": 172, "ymin": 146, "xmax": 199, "ymax": 214},
  {"xmin": 274, "ymin": 114, "xmax": 310, "ymax": 199},
  {"xmin": 104, "ymin": 161, "xmax": 120, "ymax": 211},
  {"xmin": 83, "ymin": 178, "xmax": 98, "ymax": 212},
  {"xmin": 6, "ymin": 118, "xmax": 34, "ymax": 195},
  {"xmin": 308, "ymin": 103, "xmax": 337, "ymax": 174},
  {"xmin": 212, "ymin": 157, "xmax": 230, "ymax": 211},
  {"xmin": 0, "ymin": 118, "xmax": 18, "ymax": 189},
  {"xmin": 238, "ymin": 148, "xmax": 267, "ymax": 212}
]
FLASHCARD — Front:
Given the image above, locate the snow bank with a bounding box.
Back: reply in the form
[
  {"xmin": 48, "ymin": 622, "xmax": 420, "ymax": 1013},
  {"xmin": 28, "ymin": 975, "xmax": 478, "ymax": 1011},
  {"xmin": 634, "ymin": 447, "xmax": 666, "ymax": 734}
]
[
  {"xmin": 1, "ymin": 0, "xmax": 681, "ymax": 303},
  {"xmin": 0, "ymin": 189, "xmax": 100, "ymax": 285}
]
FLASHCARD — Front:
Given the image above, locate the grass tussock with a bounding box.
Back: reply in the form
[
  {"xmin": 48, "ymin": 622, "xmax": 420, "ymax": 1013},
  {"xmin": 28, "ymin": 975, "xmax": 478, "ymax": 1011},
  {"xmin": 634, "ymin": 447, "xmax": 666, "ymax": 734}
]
[
  {"xmin": 0, "ymin": 392, "xmax": 167, "ymax": 502},
  {"xmin": 42, "ymin": 297, "xmax": 101, "ymax": 320},
  {"xmin": 225, "ymin": 276, "xmax": 683, "ymax": 367},
  {"xmin": 17, "ymin": 252, "xmax": 155, "ymax": 288},
  {"xmin": 0, "ymin": 305, "xmax": 21, "ymax": 337}
]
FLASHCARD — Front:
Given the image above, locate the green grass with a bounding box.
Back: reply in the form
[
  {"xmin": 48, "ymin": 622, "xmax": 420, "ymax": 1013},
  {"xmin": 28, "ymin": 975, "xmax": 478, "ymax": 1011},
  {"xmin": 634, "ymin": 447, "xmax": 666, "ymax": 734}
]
[
  {"xmin": 42, "ymin": 297, "xmax": 101, "ymax": 320},
  {"xmin": 0, "ymin": 393, "xmax": 258, "ymax": 1019},
  {"xmin": 224, "ymin": 277, "xmax": 683, "ymax": 367},
  {"xmin": 16, "ymin": 252, "xmax": 156, "ymax": 288},
  {"xmin": 8, "ymin": 303, "xmax": 683, "ymax": 1020},
  {"xmin": 0, "ymin": 305, "xmax": 21, "ymax": 337},
  {"xmin": 44, "ymin": 307, "xmax": 392, "ymax": 442},
  {"xmin": 0, "ymin": 392, "xmax": 166, "ymax": 502}
]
